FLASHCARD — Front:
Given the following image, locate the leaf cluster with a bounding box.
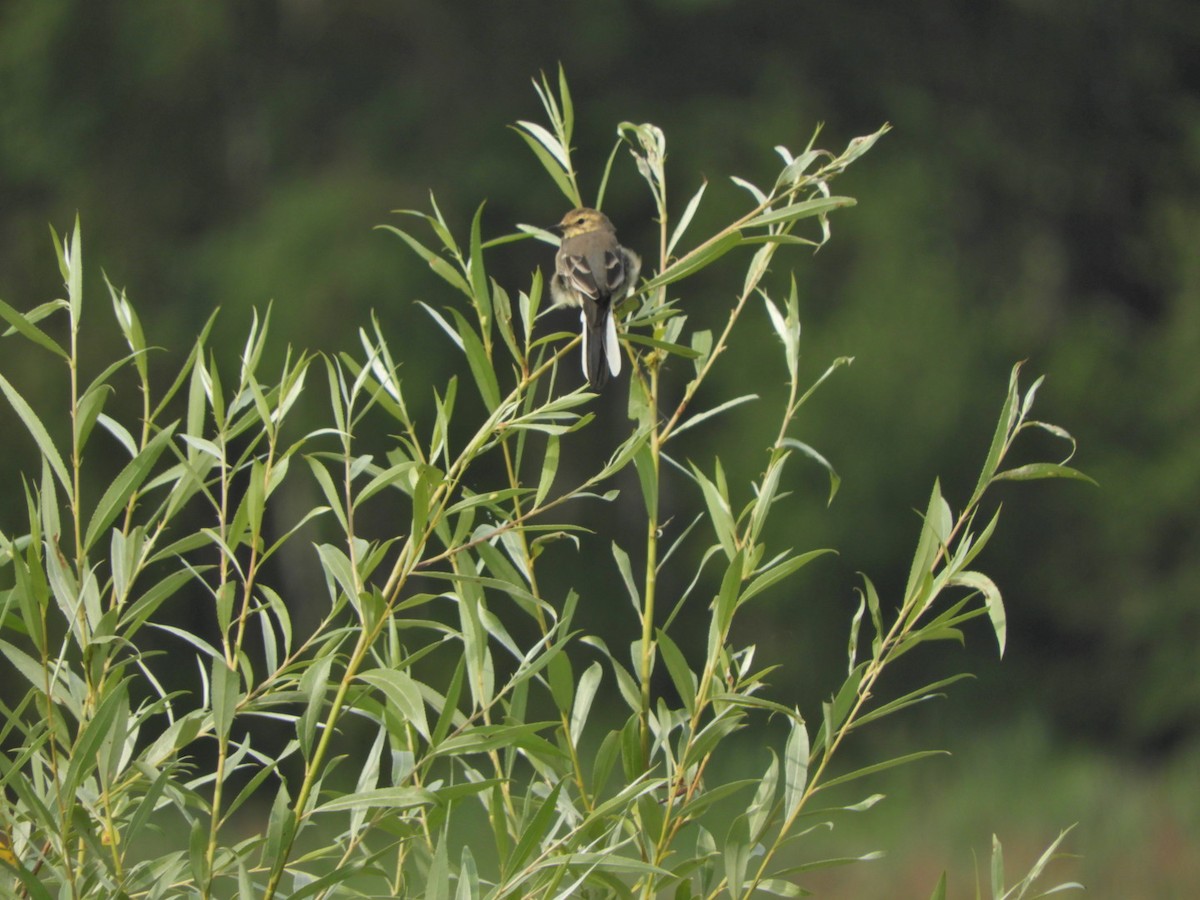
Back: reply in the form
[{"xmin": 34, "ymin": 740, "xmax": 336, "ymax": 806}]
[{"xmin": 0, "ymin": 73, "xmax": 1082, "ymax": 898}]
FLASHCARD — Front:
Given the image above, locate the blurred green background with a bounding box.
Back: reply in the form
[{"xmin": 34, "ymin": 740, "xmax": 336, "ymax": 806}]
[{"xmin": 2, "ymin": 0, "xmax": 1197, "ymax": 893}]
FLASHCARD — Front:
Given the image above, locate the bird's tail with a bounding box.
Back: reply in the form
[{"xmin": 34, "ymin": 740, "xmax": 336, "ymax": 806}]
[{"xmin": 580, "ymin": 307, "xmax": 620, "ymax": 388}]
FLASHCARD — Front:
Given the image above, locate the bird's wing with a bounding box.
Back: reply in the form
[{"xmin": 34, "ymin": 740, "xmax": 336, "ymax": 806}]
[{"xmin": 557, "ymin": 252, "xmax": 603, "ymax": 302}]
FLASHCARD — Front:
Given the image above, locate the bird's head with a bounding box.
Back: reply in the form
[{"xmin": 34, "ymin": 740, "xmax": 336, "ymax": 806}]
[{"xmin": 553, "ymin": 207, "xmax": 615, "ymax": 239}]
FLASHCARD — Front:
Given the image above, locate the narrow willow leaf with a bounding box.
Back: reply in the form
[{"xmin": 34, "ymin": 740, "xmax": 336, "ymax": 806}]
[
  {"xmin": 379, "ymin": 226, "xmax": 472, "ymax": 297},
  {"xmin": 655, "ymin": 629, "xmax": 696, "ymax": 715},
  {"xmin": 547, "ymin": 650, "xmax": 574, "ymax": 715},
  {"xmin": 742, "ymin": 195, "xmax": 855, "ymax": 229},
  {"xmin": 972, "ymin": 363, "xmax": 1022, "ymax": 503},
  {"xmin": 432, "ymin": 722, "xmax": 560, "ymax": 757},
  {"xmin": 854, "ymin": 673, "xmax": 972, "ymax": 729},
  {"xmin": 691, "ymin": 328, "xmax": 713, "ymax": 378},
  {"xmin": 511, "ymin": 123, "xmax": 578, "ymax": 203},
  {"xmin": 992, "ymin": 834, "xmax": 1005, "ymax": 898},
  {"xmin": 211, "ymin": 658, "xmax": 240, "ymax": 741},
  {"xmin": 457, "ymin": 845, "xmax": 481, "ymax": 900},
  {"xmin": 639, "ymin": 231, "xmax": 745, "ymax": 293},
  {"xmin": 730, "ymin": 176, "xmax": 767, "ymax": 205},
  {"xmin": 992, "ymin": 462, "xmax": 1096, "ymax": 485},
  {"xmin": 848, "ymin": 594, "xmax": 866, "ymax": 672},
  {"xmin": 468, "ymin": 201, "xmax": 492, "ymax": 328},
  {"xmin": 691, "ymin": 462, "xmax": 736, "ymax": 561},
  {"xmin": 667, "ymin": 178, "xmax": 708, "ymax": 257},
  {"xmin": 950, "ymin": 570, "xmax": 1006, "ymax": 656},
  {"xmin": 621, "ymin": 332, "xmax": 703, "ymax": 359},
  {"xmin": 523, "ymin": 434, "xmax": 557, "ymax": 512},
  {"xmin": 783, "ymin": 715, "xmax": 809, "ymax": 818},
  {"xmin": 818, "ymin": 749, "xmax": 948, "ymax": 791},
  {"xmin": 63, "ymin": 682, "xmax": 129, "ymax": 798},
  {"xmin": 781, "ymin": 438, "xmax": 841, "ymax": 506},
  {"xmin": 714, "ymin": 550, "xmax": 746, "ymax": 640},
  {"xmin": 446, "ymin": 306, "xmax": 501, "ymax": 411},
  {"xmin": 305, "ymin": 457, "xmax": 348, "ymax": 533},
  {"xmin": 723, "ymin": 813, "xmax": 752, "ymax": 897},
  {"xmin": 359, "ymin": 667, "xmax": 430, "ymax": 740},
  {"xmin": 632, "ymin": 441, "xmax": 657, "ymax": 520},
  {"xmin": 773, "ymin": 149, "xmax": 823, "ymax": 190},
  {"xmin": 758, "ymin": 878, "xmax": 804, "ymax": 897},
  {"xmin": 904, "ymin": 479, "xmax": 946, "ymax": 606},
  {"xmin": 672, "ymin": 394, "xmax": 759, "ymax": 439},
  {"xmin": 315, "ymin": 785, "xmax": 436, "ymax": 813},
  {"xmin": 298, "ymin": 654, "xmax": 332, "ymax": 759},
  {"xmin": 570, "ymin": 661, "xmax": 603, "ymax": 744},
  {"xmin": 84, "ymin": 424, "xmax": 176, "ymax": 551},
  {"xmin": 813, "ymin": 663, "xmax": 866, "ymax": 754},
  {"xmin": 0, "ymin": 373, "xmax": 72, "ymax": 498},
  {"xmin": 508, "ymin": 779, "xmax": 565, "ymax": 873},
  {"xmin": 747, "ymin": 752, "xmax": 779, "ymax": 841},
  {"xmin": 611, "ymin": 542, "xmax": 641, "ymax": 614},
  {"xmin": 0, "ymin": 296, "xmax": 67, "ymax": 358},
  {"xmin": 740, "ymin": 549, "xmax": 834, "ymax": 606}
]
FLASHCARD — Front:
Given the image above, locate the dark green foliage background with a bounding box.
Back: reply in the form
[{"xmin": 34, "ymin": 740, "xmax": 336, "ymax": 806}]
[{"xmin": 1, "ymin": 0, "xmax": 1195, "ymax": 781}]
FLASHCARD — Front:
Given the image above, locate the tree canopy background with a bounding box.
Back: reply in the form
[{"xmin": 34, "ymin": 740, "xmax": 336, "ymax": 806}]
[{"xmin": 2, "ymin": 0, "xmax": 1197, "ymax": 891}]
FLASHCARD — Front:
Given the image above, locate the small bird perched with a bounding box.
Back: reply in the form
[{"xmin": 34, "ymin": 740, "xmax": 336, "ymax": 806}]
[{"xmin": 550, "ymin": 207, "xmax": 641, "ymax": 389}]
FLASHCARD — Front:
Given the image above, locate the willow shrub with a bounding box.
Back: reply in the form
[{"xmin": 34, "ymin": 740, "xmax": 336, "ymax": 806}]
[{"xmin": 0, "ymin": 73, "xmax": 1085, "ymax": 899}]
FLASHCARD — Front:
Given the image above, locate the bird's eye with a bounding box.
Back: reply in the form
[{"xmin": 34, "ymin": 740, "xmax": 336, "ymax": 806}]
[{"xmin": 575, "ymin": 216, "xmax": 586, "ymax": 225}]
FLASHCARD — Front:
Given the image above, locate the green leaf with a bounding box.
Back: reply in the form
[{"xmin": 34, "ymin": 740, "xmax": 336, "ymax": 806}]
[
  {"xmin": 314, "ymin": 786, "xmax": 436, "ymax": 813},
  {"xmin": 713, "ymin": 550, "xmax": 746, "ymax": 641},
  {"xmin": 782, "ymin": 438, "xmax": 841, "ymax": 506},
  {"xmin": 640, "ymin": 231, "xmax": 745, "ymax": 293},
  {"xmin": 819, "ymin": 750, "xmax": 948, "ymax": 791},
  {"xmin": 508, "ymin": 779, "xmax": 565, "ymax": 872},
  {"xmin": 972, "ymin": 363, "xmax": 1022, "ymax": 504},
  {"xmin": 747, "ymin": 752, "xmax": 779, "ymax": 841},
  {"xmin": 741, "ymin": 195, "xmax": 855, "ymax": 229},
  {"xmin": 0, "ymin": 296, "xmax": 68, "ymax": 358},
  {"xmin": 740, "ymin": 549, "xmax": 834, "ymax": 606},
  {"xmin": 211, "ymin": 658, "xmax": 240, "ymax": 741},
  {"xmin": 950, "ymin": 570, "xmax": 1006, "ymax": 657},
  {"xmin": 0, "ymin": 372, "xmax": 72, "ymax": 499},
  {"xmin": 621, "ymin": 332, "xmax": 703, "ymax": 359},
  {"xmin": 672, "ymin": 394, "xmax": 759, "ymax": 439},
  {"xmin": 783, "ymin": 714, "xmax": 810, "ymax": 818},
  {"xmin": 446, "ymin": 306, "xmax": 501, "ymax": 411},
  {"xmin": 570, "ymin": 661, "xmax": 603, "ymax": 745},
  {"xmin": 904, "ymin": 479, "xmax": 950, "ymax": 607},
  {"xmin": 632, "ymin": 441, "xmax": 658, "ymax": 520},
  {"xmin": 691, "ymin": 461, "xmax": 737, "ymax": 561},
  {"xmin": 723, "ymin": 813, "xmax": 752, "ymax": 897},
  {"xmin": 432, "ymin": 722, "xmax": 561, "ymax": 758},
  {"xmin": 535, "ymin": 434, "xmax": 560, "ymax": 507},
  {"xmin": 992, "ymin": 463, "xmax": 1097, "ymax": 485},
  {"xmin": 511, "ymin": 122, "xmax": 578, "ymax": 204},
  {"xmin": 656, "ymin": 629, "xmax": 696, "ymax": 715},
  {"xmin": 359, "ymin": 667, "xmax": 430, "ymax": 740},
  {"xmin": 468, "ymin": 201, "xmax": 492, "ymax": 329},
  {"xmin": 667, "ymin": 178, "xmax": 708, "ymax": 257},
  {"xmin": 547, "ymin": 649, "xmax": 574, "ymax": 715},
  {"xmin": 379, "ymin": 225, "xmax": 472, "ymax": 297},
  {"xmin": 992, "ymin": 834, "xmax": 1006, "ymax": 898},
  {"xmin": 612, "ymin": 541, "xmax": 642, "ymax": 614},
  {"xmin": 84, "ymin": 423, "xmax": 177, "ymax": 551}
]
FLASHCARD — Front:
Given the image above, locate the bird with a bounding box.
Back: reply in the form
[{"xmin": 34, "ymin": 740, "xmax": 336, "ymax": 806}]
[{"xmin": 550, "ymin": 207, "xmax": 641, "ymax": 389}]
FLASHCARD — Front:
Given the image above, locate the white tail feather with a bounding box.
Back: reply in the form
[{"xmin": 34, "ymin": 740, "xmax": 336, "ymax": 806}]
[
  {"xmin": 578, "ymin": 310, "xmax": 590, "ymax": 381},
  {"xmin": 604, "ymin": 313, "xmax": 620, "ymax": 377}
]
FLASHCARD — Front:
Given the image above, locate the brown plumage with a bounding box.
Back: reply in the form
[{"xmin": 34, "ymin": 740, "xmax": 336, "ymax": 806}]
[{"xmin": 550, "ymin": 208, "xmax": 641, "ymax": 389}]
